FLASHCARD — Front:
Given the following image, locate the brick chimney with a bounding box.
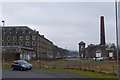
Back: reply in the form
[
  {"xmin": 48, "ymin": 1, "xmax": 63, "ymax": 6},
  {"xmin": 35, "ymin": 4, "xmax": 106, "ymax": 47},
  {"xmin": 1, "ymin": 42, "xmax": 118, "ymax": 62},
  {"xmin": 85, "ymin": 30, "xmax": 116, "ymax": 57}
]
[{"xmin": 100, "ymin": 16, "xmax": 106, "ymax": 45}]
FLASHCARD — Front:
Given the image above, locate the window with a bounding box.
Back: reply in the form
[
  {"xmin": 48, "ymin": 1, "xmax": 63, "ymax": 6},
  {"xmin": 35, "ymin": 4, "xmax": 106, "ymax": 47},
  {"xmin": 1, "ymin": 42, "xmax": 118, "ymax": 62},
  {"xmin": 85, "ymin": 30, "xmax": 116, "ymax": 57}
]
[
  {"xmin": 81, "ymin": 46, "xmax": 83, "ymax": 49},
  {"xmin": 2, "ymin": 42, "xmax": 4, "ymax": 46},
  {"xmin": 26, "ymin": 41, "xmax": 30, "ymax": 46},
  {"xmin": 33, "ymin": 47, "xmax": 36, "ymax": 50},
  {"xmin": 19, "ymin": 36, "xmax": 23, "ymax": 40},
  {"xmin": 13, "ymin": 36, "xmax": 17, "ymax": 41},
  {"xmin": 32, "ymin": 41, "xmax": 36, "ymax": 46},
  {"xmin": 19, "ymin": 29, "xmax": 22, "ymax": 33},
  {"xmin": 26, "ymin": 36, "xmax": 29, "ymax": 40},
  {"xmin": 7, "ymin": 42, "xmax": 10, "ymax": 46},
  {"xmin": 109, "ymin": 52, "xmax": 113, "ymax": 57},
  {"xmin": 4, "ymin": 31, "xmax": 6, "ymax": 34},
  {"xmin": 7, "ymin": 36, "xmax": 10, "ymax": 41},
  {"xmin": 32, "ymin": 35, "xmax": 36, "ymax": 40},
  {"xmin": 19, "ymin": 42, "xmax": 23, "ymax": 46},
  {"xmin": 2, "ymin": 37, "xmax": 4, "ymax": 41},
  {"xmin": 38, "ymin": 37, "xmax": 39, "ymax": 40},
  {"xmin": 25, "ymin": 30, "xmax": 29, "ymax": 33},
  {"xmin": 3, "ymin": 30, "xmax": 6, "ymax": 34},
  {"xmin": 13, "ymin": 42, "xmax": 17, "ymax": 46}
]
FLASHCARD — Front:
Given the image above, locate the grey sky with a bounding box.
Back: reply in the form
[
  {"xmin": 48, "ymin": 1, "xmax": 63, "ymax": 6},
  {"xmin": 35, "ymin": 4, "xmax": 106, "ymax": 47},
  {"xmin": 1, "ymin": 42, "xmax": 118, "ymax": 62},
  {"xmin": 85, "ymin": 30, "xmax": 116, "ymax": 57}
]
[{"xmin": 2, "ymin": 2, "xmax": 116, "ymax": 51}]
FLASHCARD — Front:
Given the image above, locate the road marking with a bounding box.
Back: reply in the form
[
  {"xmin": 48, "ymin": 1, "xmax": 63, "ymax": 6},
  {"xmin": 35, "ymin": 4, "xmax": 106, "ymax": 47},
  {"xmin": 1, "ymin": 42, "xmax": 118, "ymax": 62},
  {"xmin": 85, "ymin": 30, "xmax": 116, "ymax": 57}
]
[{"xmin": 60, "ymin": 73, "xmax": 72, "ymax": 78}]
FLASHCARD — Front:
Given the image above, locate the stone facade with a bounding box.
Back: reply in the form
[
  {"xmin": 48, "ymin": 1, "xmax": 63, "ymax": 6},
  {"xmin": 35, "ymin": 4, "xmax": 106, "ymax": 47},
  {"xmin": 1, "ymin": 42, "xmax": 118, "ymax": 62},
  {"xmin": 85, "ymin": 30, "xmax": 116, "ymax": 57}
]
[
  {"xmin": 78, "ymin": 16, "xmax": 116, "ymax": 59},
  {"xmin": 2, "ymin": 26, "xmax": 54, "ymax": 60},
  {"xmin": 79, "ymin": 42, "xmax": 115, "ymax": 59},
  {"xmin": 53, "ymin": 45, "xmax": 67, "ymax": 59},
  {"xmin": 78, "ymin": 41, "xmax": 86, "ymax": 58},
  {"xmin": 2, "ymin": 46, "xmax": 35, "ymax": 61}
]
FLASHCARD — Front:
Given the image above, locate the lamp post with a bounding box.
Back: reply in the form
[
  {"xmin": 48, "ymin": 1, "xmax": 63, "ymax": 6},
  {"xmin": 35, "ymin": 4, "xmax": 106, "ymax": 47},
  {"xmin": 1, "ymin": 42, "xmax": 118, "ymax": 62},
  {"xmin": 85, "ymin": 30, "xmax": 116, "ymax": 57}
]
[
  {"xmin": 2, "ymin": 20, "xmax": 5, "ymax": 27},
  {"xmin": 115, "ymin": 0, "xmax": 120, "ymax": 80},
  {"xmin": 1, "ymin": 20, "xmax": 5, "ymax": 63}
]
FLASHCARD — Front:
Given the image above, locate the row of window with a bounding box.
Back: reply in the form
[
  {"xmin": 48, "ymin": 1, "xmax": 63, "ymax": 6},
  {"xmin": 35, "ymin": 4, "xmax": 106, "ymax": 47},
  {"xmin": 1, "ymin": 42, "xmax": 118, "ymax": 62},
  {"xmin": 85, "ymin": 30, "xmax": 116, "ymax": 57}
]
[
  {"xmin": 2, "ymin": 41, "xmax": 36, "ymax": 46},
  {"xmin": 2, "ymin": 28, "xmax": 31, "ymax": 34},
  {"xmin": 3, "ymin": 31, "xmax": 31, "ymax": 34},
  {"xmin": 2, "ymin": 36, "xmax": 36, "ymax": 41}
]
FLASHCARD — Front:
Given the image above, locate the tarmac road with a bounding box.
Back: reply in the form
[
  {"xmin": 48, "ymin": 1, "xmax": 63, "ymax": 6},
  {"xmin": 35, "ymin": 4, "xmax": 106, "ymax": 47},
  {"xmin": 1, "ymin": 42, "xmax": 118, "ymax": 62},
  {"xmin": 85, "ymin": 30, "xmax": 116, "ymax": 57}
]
[{"xmin": 2, "ymin": 69, "xmax": 90, "ymax": 78}]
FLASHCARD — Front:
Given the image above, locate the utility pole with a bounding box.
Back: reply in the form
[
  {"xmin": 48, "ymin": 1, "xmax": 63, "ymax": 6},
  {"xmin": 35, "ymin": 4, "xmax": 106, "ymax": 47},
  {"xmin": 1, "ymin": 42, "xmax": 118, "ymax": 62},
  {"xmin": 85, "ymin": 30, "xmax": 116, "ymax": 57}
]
[{"xmin": 115, "ymin": 0, "xmax": 120, "ymax": 80}]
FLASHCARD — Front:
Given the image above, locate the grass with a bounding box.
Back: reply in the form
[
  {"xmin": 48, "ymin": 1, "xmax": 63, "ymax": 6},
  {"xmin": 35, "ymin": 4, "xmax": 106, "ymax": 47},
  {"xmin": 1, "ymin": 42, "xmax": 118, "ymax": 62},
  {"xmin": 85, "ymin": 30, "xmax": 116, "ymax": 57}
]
[
  {"xmin": 2, "ymin": 60, "xmax": 117, "ymax": 78},
  {"xmin": 2, "ymin": 59, "xmax": 118, "ymax": 78},
  {"xmin": 43, "ymin": 68, "xmax": 117, "ymax": 78},
  {"xmin": 2, "ymin": 63, "xmax": 11, "ymax": 69},
  {"xmin": 30, "ymin": 59, "xmax": 117, "ymax": 78}
]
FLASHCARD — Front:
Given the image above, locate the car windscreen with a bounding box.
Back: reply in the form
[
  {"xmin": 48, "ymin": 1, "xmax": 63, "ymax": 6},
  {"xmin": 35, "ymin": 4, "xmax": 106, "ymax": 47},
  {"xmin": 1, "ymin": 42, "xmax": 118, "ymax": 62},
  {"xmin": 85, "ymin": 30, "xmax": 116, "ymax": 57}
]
[{"xmin": 18, "ymin": 60, "xmax": 28, "ymax": 64}]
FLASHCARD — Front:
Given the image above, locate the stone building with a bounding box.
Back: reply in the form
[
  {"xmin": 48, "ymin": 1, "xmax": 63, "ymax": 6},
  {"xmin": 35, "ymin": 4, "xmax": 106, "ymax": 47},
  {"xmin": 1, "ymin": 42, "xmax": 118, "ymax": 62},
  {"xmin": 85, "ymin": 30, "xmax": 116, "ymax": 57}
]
[
  {"xmin": 85, "ymin": 44, "xmax": 107, "ymax": 58},
  {"xmin": 2, "ymin": 46, "xmax": 35, "ymax": 61},
  {"xmin": 82, "ymin": 43, "xmax": 115, "ymax": 59},
  {"xmin": 78, "ymin": 16, "xmax": 115, "ymax": 59},
  {"xmin": 78, "ymin": 41, "xmax": 86, "ymax": 58},
  {"xmin": 2, "ymin": 26, "xmax": 54, "ymax": 60},
  {"xmin": 53, "ymin": 45, "xmax": 68, "ymax": 59}
]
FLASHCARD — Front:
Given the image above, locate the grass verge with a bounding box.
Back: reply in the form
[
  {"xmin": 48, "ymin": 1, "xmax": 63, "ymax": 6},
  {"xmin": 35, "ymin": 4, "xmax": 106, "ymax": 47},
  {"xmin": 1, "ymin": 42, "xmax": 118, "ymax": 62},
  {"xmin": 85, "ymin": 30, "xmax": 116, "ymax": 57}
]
[{"xmin": 35, "ymin": 68, "xmax": 117, "ymax": 78}]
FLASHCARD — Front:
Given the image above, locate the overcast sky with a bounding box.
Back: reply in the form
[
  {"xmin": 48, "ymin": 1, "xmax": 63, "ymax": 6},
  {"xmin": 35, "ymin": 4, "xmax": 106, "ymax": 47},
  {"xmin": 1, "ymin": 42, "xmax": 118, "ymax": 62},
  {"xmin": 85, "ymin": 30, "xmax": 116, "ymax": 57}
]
[{"xmin": 1, "ymin": 2, "xmax": 117, "ymax": 51}]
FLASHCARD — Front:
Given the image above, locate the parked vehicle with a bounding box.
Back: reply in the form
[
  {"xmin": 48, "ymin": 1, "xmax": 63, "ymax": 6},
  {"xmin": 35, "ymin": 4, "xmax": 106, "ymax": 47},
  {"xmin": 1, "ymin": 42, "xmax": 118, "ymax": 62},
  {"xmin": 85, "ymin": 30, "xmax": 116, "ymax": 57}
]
[
  {"xmin": 11, "ymin": 60, "xmax": 32, "ymax": 71},
  {"xmin": 93, "ymin": 57, "xmax": 104, "ymax": 61},
  {"xmin": 96, "ymin": 57, "xmax": 104, "ymax": 61}
]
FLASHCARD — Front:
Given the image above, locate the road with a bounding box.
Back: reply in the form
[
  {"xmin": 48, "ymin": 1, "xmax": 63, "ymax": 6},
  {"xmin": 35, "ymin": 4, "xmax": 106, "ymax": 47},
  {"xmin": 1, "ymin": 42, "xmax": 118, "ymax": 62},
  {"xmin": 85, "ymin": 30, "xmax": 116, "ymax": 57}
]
[{"xmin": 2, "ymin": 69, "xmax": 90, "ymax": 78}]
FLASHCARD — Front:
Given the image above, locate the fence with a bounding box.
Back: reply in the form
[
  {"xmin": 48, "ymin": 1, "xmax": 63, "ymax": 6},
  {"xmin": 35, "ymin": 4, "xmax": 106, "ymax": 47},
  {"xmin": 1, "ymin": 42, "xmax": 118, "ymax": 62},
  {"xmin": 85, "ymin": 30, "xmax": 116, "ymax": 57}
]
[{"xmin": 30, "ymin": 59, "xmax": 117, "ymax": 75}]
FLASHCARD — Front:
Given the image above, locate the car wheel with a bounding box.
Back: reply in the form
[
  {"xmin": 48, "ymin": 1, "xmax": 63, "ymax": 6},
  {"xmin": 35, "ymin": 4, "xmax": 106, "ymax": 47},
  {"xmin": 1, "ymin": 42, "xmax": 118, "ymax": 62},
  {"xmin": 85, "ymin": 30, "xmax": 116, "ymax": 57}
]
[
  {"xmin": 20, "ymin": 68, "xmax": 23, "ymax": 71},
  {"xmin": 11, "ymin": 67, "xmax": 15, "ymax": 70},
  {"xmin": 29, "ymin": 68, "xmax": 32, "ymax": 70}
]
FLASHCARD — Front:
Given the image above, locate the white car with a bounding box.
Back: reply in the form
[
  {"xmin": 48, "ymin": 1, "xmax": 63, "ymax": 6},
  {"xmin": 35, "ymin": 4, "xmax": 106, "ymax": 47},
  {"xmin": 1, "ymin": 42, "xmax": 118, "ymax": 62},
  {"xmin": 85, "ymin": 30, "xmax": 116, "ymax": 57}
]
[
  {"xmin": 96, "ymin": 57, "xmax": 104, "ymax": 61},
  {"xmin": 93, "ymin": 57, "xmax": 104, "ymax": 61}
]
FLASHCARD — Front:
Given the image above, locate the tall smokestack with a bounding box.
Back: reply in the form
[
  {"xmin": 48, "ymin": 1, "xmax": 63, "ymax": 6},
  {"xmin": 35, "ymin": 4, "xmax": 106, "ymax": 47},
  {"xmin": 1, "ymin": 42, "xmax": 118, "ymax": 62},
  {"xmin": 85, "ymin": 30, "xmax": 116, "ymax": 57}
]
[{"xmin": 100, "ymin": 16, "xmax": 106, "ymax": 45}]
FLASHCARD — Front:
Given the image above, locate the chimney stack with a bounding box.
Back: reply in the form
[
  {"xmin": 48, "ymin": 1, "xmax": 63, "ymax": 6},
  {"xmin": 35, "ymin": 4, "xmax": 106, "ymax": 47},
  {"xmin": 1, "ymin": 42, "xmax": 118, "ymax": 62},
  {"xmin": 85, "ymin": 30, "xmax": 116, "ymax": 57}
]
[{"xmin": 100, "ymin": 16, "xmax": 106, "ymax": 45}]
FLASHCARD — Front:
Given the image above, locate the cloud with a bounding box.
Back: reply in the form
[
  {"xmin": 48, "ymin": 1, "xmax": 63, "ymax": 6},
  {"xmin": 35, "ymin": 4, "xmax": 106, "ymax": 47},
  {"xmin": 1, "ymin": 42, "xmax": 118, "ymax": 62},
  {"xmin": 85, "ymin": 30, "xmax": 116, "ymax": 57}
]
[{"xmin": 2, "ymin": 2, "xmax": 116, "ymax": 50}]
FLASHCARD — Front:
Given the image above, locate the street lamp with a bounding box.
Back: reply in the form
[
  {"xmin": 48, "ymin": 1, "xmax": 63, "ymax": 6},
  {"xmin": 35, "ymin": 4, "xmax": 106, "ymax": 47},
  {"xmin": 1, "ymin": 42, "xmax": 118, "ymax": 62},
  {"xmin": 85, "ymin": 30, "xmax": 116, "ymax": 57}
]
[
  {"xmin": 1, "ymin": 20, "xmax": 5, "ymax": 63},
  {"xmin": 115, "ymin": 0, "xmax": 120, "ymax": 80},
  {"xmin": 1, "ymin": 20, "xmax": 5, "ymax": 27}
]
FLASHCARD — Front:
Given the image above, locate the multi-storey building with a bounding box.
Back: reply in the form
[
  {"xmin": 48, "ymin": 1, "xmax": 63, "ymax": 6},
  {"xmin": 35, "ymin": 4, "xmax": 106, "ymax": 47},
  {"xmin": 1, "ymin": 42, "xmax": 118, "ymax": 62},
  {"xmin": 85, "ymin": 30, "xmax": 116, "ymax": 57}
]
[{"xmin": 2, "ymin": 26, "xmax": 54, "ymax": 60}]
